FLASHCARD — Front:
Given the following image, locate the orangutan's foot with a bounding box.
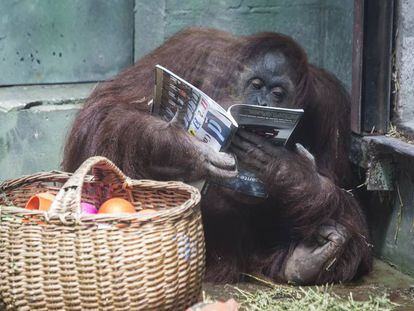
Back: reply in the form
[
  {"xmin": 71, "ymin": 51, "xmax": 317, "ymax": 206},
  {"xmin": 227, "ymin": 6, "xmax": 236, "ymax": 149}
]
[{"xmin": 284, "ymin": 220, "xmax": 349, "ymax": 285}]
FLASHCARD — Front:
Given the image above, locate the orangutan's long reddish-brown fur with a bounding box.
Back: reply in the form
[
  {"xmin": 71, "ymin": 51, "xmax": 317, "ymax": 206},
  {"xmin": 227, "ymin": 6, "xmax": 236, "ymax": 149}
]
[{"xmin": 63, "ymin": 27, "xmax": 372, "ymax": 284}]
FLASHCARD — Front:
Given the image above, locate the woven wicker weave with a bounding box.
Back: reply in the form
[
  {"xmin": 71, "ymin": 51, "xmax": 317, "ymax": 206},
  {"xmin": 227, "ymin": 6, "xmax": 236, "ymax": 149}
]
[{"xmin": 0, "ymin": 156, "xmax": 204, "ymax": 310}]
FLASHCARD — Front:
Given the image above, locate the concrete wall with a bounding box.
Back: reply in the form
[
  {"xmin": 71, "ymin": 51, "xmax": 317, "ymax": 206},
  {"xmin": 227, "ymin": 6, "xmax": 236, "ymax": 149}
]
[
  {"xmin": 0, "ymin": 0, "xmax": 134, "ymax": 85},
  {"xmin": 135, "ymin": 0, "xmax": 354, "ymax": 90},
  {"xmin": 0, "ymin": 84, "xmax": 93, "ymax": 180},
  {"xmin": 371, "ymin": 167, "xmax": 414, "ymax": 277},
  {"xmin": 394, "ymin": 0, "xmax": 414, "ymax": 135},
  {"xmin": 0, "ymin": 0, "xmax": 354, "ymax": 88},
  {"xmin": 352, "ymin": 136, "xmax": 414, "ymax": 277}
]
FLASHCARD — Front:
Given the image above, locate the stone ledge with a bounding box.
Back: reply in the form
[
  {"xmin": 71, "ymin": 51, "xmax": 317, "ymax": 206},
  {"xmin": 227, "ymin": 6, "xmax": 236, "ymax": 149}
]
[
  {"xmin": 351, "ymin": 134, "xmax": 414, "ymax": 168},
  {"xmin": 350, "ymin": 134, "xmax": 414, "ymax": 191},
  {"xmin": 0, "ymin": 83, "xmax": 96, "ymax": 112}
]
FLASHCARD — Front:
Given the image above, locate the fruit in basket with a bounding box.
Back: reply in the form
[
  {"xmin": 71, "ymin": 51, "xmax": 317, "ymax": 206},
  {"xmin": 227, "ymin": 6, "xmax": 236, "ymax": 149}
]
[
  {"xmin": 98, "ymin": 198, "xmax": 136, "ymax": 214},
  {"xmin": 25, "ymin": 192, "xmax": 55, "ymax": 211},
  {"xmin": 81, "ymin": 202, "xmax": 98, "ymax": 214}
]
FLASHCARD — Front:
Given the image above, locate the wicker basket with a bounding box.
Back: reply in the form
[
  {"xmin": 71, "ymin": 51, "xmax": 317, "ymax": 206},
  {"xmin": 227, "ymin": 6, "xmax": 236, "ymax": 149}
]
[{"xmin": 0, "ymin": 156, "xmax": 204, "ymax": 310}]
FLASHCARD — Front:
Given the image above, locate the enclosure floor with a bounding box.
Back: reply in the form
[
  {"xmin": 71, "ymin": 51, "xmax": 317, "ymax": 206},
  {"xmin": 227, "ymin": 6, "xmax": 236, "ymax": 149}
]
[{"xmin": 202, "ymin": 259, "xmax": 414, "ymax": 310}]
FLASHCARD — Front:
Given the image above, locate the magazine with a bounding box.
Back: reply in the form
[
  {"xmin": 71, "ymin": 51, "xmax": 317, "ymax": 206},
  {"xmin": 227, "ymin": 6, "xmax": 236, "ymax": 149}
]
[{"xmin": 152, "ymin": 65, "xmax": 304, "ymax": 198}]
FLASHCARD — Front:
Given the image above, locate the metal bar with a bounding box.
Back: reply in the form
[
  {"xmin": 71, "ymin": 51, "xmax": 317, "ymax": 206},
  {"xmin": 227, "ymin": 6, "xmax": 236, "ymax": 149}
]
[{"xmin": 351, "ymin": 0, "xmax": 364, "ymax": 134}]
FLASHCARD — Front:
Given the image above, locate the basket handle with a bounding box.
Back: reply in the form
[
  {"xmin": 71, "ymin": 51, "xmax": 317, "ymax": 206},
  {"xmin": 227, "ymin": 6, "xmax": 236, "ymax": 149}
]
[{"xmin": 47, "ymin": 156, "xmax": 132, "ymax": 218}]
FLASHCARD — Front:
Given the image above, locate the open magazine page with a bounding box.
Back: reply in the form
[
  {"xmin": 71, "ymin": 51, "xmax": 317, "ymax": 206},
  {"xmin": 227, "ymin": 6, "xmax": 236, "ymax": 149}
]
[
  {"xmin": 211, "ymin": 104, "xmax": 304, "ymax": 198},
  {"xmin": 153, "ymin": 65, "xmax": 236, "ymax": 151},
  {"xmin": 229, "ymin": 104, "xmax": 304, "ymax": 146}
]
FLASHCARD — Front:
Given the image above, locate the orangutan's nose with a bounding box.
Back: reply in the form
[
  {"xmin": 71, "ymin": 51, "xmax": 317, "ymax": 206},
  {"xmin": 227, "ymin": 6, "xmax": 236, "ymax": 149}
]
[{"xmin": 257, "ymin": 97, "xmax": 268, "ymax": 106}]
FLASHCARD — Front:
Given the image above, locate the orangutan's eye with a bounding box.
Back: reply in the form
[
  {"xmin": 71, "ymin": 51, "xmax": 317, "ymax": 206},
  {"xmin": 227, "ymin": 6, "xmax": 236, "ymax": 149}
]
[
  {"xmin": 271, "ymin": 86, "xmax": 286, "ymax": 101},
  {"xmin": 251, "ymin": 78, "xmax": 264, "ymax": 89}
]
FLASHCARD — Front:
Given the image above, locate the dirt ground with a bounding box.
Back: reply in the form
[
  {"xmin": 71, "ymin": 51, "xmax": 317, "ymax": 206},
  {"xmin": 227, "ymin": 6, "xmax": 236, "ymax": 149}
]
[{"xmin": 202, "ymin": 259, "xmax": 414, "ymax": 310}]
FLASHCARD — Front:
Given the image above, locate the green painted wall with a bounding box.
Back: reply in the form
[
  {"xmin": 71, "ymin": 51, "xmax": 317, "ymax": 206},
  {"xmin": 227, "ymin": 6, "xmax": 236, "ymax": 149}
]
[
  {"xmin": 0, "ymin": 0, "xmax": 354, "ymax": 89},
  {"xmin": 375, "ymin": 175, "xmax": 414, "ymax": 277},
  {"xmin": 350, "ymin": 136, "xmax": 414, "ymax": 277},
  {"xmin": 0, "ymin": 0, "xmax": 134, "ymax": 85},
  {"xmin": 134, "ymin": 0, "xmax": 354, "ymax": 90},
  {"xmin": 0, "ymin": 104, "xmax": 80, "ymax": 178},
  {"xmin": 0, "ymin": 84, "xmax": 93, "ymax": 180},
  {"xmin": 366, "ymin": 155, "xmax": 414, "ymax": 277}
]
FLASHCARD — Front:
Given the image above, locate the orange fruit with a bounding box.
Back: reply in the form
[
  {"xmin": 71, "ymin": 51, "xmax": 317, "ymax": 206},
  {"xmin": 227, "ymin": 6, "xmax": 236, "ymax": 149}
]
[{"xmin": 98, "ymin": 198, "xmax": 135, "ymax": 214}]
